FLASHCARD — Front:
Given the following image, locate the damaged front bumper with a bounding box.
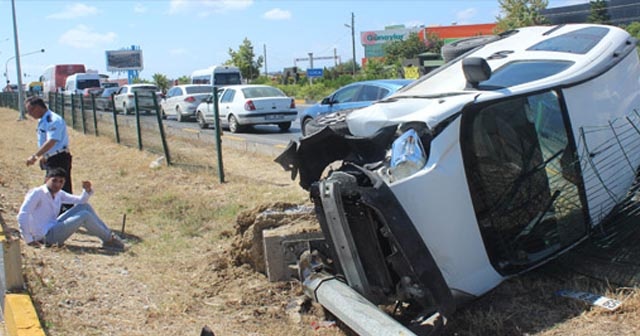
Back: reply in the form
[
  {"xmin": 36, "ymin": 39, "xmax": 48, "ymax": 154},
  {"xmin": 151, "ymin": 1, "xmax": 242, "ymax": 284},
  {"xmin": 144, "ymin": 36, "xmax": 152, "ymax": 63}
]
[{"xmin": 276, "ymin": 121, "xmax": 458, "ymax": 332}]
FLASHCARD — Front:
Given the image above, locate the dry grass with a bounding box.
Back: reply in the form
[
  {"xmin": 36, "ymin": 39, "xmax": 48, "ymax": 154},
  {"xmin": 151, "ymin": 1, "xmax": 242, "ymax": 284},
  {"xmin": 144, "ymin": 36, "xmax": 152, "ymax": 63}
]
[{"xmin": 0, "ymin": 107, "xmax": 639, "ymax": 336}]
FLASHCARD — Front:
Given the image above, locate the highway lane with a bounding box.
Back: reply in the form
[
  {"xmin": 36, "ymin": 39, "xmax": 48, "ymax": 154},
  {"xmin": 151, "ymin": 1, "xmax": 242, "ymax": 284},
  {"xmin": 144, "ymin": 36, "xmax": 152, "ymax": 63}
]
[{"xmin": 161, "ymin": 103, "xmax": 310, "ymax": 149}]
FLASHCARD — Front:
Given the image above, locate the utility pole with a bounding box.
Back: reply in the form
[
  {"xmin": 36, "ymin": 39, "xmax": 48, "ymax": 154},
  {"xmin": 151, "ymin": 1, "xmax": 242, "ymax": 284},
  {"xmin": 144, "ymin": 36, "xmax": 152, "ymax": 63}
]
[
  {"xmin": 11, "ymin": 0, "xmax": 26, "ymax": 120},
  {"xmin": 350, "ymin": 12, "xmax": 356, "ymax": 75},
  {"xmin": 308, "ymin": 52, "xmax": 314, "ymax": 85},
  {"xmin": 263, "ymin": 44, "xmax": 268, "ymax": 76},
  {"xmin": 344, "ymin": 12, "xmax": 356, "ymax": 75}
]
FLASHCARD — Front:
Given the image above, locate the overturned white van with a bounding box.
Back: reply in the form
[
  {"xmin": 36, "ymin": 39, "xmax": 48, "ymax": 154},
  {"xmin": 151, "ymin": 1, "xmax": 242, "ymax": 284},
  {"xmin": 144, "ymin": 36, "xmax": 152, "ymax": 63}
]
[{"xmin": 277, "ymin": 24, "xmax": 640, "ymax": 333}]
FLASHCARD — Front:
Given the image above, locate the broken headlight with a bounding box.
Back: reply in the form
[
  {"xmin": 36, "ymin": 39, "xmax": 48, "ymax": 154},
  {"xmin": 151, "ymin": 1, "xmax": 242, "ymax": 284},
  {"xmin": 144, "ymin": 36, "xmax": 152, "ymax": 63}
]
[{"xmin": 388, "ymin": 128, "xmax": 427, "ymax": 182}]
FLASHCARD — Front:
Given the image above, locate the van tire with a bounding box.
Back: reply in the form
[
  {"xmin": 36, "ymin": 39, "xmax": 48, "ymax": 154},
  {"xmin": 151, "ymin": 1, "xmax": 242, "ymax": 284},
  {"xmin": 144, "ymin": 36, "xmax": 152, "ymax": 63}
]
[{"xmin": 441, "ymin": 35, "xmax": 500, "ymax": 63}]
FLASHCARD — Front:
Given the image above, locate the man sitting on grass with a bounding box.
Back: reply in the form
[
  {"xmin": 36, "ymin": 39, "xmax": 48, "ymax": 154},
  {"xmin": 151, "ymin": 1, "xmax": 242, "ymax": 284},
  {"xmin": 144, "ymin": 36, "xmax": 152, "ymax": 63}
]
[{"xmin": 17, "ymin": 167, "xmax": 124, "ymax": 250}]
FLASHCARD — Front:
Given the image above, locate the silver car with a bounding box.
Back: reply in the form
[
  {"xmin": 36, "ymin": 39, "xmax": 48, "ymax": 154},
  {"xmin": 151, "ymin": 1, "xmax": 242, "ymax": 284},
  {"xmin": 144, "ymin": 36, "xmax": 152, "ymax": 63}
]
[
  {"xmin": 113, "ymin": 84, "xmax": 159, "ymax": 115},
  {"xmin": 196, "ymin": 84, "xmax": 297, "ymax": 133},
  {"xmin": 160, "ymin": 84, "xmax": 213, "ymax": 122}
]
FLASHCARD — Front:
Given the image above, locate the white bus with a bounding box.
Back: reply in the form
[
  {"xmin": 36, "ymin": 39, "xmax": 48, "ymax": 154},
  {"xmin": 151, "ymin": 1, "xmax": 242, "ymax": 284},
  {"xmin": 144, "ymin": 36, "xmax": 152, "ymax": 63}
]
[{"xmin": 191, "ymin": 65, "xmax": 242, "ymax": 86}]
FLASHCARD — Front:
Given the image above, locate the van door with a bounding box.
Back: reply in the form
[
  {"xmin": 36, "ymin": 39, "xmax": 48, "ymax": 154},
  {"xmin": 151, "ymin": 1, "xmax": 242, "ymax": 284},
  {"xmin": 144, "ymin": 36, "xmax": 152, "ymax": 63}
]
[{"xmin": 461, "ymin": 90, "xmax": 588, "ymax": 275}]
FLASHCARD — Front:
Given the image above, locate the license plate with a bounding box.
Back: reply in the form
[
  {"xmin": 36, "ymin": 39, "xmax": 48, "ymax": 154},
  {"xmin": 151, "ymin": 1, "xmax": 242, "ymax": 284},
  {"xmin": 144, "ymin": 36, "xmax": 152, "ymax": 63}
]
[{"xmin": 266, "ymin": 114, "xmax": 283, "ymax": 120}]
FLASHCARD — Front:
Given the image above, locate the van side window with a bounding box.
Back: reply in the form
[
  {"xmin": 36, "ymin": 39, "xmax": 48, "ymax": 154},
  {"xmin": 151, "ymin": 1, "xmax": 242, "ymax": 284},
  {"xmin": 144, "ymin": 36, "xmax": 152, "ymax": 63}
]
[{"xmin": 461, "ymin": 90, "xmax": 587, "ymax": 274}]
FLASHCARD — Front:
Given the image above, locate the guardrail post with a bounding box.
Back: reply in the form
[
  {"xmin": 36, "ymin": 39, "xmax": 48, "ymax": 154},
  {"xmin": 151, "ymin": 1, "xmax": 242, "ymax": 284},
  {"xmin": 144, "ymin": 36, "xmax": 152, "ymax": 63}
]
[
  {"xmin": 134, "ymin": 92, "xmax": 142, "ymax": 150},
  {"xmin": 91, "ymin": 93, "xmax": 99, "ymax": 136},
  {"xmin": 111, "ymin": 94, "xmax": 120, "ymax": 144},
  {"xmin": 152, "ymin": 92, "xmax": 171, "ymax": 165},
  {"xmin": 213, "ymin": 86, "xmax": 225, "ymax": 183},
  {"xmin": 80, "ymin": 94, "xmax": 87, "ymax": 134},
  {"xmin": 70, "ymin": 94, "xmax": 76, "ymax": 129}
]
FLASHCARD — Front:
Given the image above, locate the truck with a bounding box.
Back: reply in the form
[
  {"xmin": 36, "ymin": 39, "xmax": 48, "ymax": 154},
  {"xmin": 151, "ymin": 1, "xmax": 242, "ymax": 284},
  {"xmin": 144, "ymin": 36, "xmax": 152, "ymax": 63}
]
[{"xmin": 40, "ymin": 64, "xmax": 86, "ymax": 95}]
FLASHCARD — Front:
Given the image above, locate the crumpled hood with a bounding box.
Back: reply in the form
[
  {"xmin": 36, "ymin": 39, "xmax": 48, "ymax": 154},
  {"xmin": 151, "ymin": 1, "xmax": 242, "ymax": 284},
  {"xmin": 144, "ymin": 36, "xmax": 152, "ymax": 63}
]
[{"xmin": 346, "ymin": 93, "xmax": 477, "ymax": 137}]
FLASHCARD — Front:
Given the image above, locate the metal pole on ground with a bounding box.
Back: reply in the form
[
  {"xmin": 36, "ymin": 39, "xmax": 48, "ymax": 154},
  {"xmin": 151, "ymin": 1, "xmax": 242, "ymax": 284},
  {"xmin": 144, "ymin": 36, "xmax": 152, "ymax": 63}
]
[
  {"xmin": 212, "ymin": 86, "xmax": 224, "ymax": 183},
  {"xmin": 152, "ymin": 92, "xmax": 171, "ymax": 165},
  {"xmin": 111, "ymin": 95, "xmax": 120, "ymax": 144},
  {"xmin": 134, "ymin": 92, "xmax": 142, "ymax": 150}
]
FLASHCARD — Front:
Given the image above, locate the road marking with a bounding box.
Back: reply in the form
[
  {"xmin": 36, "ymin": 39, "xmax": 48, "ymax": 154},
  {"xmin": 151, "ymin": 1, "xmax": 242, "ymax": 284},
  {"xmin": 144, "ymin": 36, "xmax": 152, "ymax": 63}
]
[
  {"xmin": 182, "ymin": 128, "xmax": 201, "ymax": 134},
  {"xmin": 274, "ymin": 144, "xmax": 287, "ymax": 149}
]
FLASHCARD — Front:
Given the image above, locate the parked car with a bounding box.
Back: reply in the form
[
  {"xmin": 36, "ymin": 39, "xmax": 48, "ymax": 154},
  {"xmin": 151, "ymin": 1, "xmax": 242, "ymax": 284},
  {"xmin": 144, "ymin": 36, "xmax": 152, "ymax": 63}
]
[
  {"xmin": 113, "ymin": 84, "xmax": 159, "ymax": 115},
  {"xmin": 195, "ymin": 84, "xmax": 297, "ymax": 133},
  {"xmin": 94, "ymin": 87, "xmax": 120, "ymax": 111},
  {"xmin": 276, "ymin": 24, "xmax": 640, "ymax": 333},
  {"xmin": 160, "ymin": 84, "xmax": 213, "ymax": 122},
  {"xmin": 300, "ymin": 79, "xmax": 414, "ymax": 136}
]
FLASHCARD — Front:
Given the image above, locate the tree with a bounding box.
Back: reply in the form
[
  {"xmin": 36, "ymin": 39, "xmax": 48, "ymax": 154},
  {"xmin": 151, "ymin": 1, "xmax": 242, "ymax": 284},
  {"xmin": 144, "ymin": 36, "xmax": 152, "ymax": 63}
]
[
  {"xmin": 495, "ymin": 0, "xmax": 549, "ymax": 33},
  {"xmin": 362, "ymin": 58, "xmax": 396, "ymax": 80},
  {"xmin": 177, "ymin": 75, "xmax": 190, "ymax": 85},
  {"xmin": 383, "ymin": 32, "xmax": 430, "ymax": 66},
  {"xmin": 625, "ymin": 21, "xmax": 640, "ymax": 39},
  {"xmin": 152, "ymin": 73, "xmax": 170, "ymax": 93},
  {"xmin": 332, "ymin": 61, "xmax": 361, "ymax": 76},
  {"xmin": 587, "ymin": 0, "xmax": 610, "ymax": 24},
  {"xmin": 227, "ymin": 38, "xmax": 263, "ymax": 83},
  {"xmin": 624, "ymin": 21, "xmax": 640, "ymax": 51}
]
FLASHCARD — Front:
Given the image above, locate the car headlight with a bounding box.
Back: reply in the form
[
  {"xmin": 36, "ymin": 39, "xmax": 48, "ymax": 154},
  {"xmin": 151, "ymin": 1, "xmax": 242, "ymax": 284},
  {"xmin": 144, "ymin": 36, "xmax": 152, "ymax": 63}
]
[{"xmin": 388, "ymin": 129, "xmax": 427, "ymax": 182}]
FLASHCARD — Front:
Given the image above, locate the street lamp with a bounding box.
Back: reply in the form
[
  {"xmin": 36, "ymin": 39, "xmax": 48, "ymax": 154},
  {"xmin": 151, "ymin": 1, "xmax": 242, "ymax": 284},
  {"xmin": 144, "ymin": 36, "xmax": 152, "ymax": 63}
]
[
  {"xmin": 344, "ymin": 12, "xmax": 356, "ymax": 75},
  {"xmin": 4, "ymin": 48, "xmax": 44, "ymax": 83}
]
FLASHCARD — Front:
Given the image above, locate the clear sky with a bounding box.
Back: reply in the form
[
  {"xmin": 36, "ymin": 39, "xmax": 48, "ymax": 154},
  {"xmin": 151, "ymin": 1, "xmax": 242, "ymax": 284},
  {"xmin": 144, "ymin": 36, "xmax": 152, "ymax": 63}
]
[{"xmin": 0, "ymin": 0, "xmax": 589, "ymax": 84}]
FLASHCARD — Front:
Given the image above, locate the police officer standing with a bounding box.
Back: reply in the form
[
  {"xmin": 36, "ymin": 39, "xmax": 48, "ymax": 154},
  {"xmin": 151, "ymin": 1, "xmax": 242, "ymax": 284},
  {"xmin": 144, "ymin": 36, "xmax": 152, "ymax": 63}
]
[{"xmin": 24, "ymin": 97, "xmax": 73, "ymax": 195}]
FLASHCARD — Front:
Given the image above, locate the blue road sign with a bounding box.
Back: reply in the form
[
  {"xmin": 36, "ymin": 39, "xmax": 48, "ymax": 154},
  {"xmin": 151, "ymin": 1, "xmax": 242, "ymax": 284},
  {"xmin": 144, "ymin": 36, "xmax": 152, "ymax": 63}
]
[{"xmin": 307, "ymin": 68, "xmax": 323, "ymax": 78}]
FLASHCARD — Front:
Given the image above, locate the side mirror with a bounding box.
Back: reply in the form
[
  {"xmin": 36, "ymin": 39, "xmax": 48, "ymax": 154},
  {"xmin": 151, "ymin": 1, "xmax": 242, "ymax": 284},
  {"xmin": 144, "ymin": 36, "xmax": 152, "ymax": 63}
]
[
  {"xmin": 321, "ymin": 97, "xmax": 332, "ymax": 105},
  {"xmin": 462, "ymin": 57, "xmax": 491, "ymax": 89}
]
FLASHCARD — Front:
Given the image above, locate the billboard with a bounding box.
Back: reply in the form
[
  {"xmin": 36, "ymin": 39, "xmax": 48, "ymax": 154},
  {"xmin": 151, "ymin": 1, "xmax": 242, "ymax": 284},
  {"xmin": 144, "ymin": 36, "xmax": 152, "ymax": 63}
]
[
  {"xmin": 361, "ymin": 27, "xmax": 421, "ymax": 45},
  {"xmin": 106, "ymin": 50, "xmax": 143, "ymax": 71}
]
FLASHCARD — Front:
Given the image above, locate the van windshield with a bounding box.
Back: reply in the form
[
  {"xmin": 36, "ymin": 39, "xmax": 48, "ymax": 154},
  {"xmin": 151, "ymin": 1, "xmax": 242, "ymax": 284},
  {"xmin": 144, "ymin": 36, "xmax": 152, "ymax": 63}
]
[
  {"xmin": 214, "ymin": 73, "xmax": 241, "ymax": 85},
  {"xmin": 78, "ymin": 79, "xmax": 101, "ymax": 89}
]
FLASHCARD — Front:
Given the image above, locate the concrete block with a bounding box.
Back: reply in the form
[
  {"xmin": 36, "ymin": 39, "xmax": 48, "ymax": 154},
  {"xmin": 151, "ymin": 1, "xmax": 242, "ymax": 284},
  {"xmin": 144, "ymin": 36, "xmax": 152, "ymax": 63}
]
[{"xmin": 263, "ymin": 230, "xmax": 324, "ymax": 282}]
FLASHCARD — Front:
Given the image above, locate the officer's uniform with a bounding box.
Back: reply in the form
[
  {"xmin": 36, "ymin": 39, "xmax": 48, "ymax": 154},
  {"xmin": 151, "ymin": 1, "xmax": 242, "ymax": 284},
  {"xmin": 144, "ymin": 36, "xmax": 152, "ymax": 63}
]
[{"xmin": 37, "ymin": 109, "xmax": 73, "ymax": 193}]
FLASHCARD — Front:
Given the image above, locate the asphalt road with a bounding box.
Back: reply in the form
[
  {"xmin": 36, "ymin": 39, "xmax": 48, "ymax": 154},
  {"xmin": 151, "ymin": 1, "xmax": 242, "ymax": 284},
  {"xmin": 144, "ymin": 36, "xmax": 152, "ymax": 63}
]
[{"xmin": 161, "ymin": 103, "xmax": 310, "ymax": 147}]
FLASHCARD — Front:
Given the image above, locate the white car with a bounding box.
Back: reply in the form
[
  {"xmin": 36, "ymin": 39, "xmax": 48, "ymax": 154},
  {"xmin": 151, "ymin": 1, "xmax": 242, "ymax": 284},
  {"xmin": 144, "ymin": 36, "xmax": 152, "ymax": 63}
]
[
  {"xmin": 113, "ymin": 84, "xmax": 159, "ymax": 115},
  {"xmin": 160, "ymin": 84, "xmax": 213, "ymax": 122},
  {"xmin": 277, "ymin": 24, "xmax": 640, "ymax": 333},
  {"xmin": 195, "ymin": 84, "xmax": 297, "ymax": 133}
]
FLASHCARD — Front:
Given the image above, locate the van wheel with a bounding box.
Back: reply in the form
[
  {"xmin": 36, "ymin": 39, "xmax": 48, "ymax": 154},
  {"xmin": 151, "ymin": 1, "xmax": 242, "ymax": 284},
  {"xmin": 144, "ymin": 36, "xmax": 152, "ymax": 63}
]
[
  {"xmin": 229, "ymin": 115, "xmax": 241, "ymax": 133},
  {"xmin": 122, "ymin": 103, "xmax": 129, "ymax": 115},
  {"xmin": 278, "ymin": 121, "xmax": 291, "ymax": 132},
  {"xmin": 176, "ymin": 106, "xmax": 183, "ymax": 122},
  {"xmin": 197, "ymin": 111, "xmax": 208, "ymax": 129}
]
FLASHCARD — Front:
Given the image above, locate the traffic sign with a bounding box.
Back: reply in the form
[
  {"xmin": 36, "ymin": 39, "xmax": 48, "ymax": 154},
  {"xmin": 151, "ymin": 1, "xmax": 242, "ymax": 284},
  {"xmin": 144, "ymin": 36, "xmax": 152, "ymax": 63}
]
[{"xmin": 307, "ymin": 68, "xmax": 323, "ymax": 78}]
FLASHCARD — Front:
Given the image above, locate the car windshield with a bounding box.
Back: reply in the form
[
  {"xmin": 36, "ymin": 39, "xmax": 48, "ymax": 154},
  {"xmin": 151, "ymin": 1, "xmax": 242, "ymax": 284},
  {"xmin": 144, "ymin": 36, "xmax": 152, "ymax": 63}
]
[
  {"xmin": 242, "ymin": 86, "xmax": 285, "ymax": 98},
  {"xmin": 101, "ymin": 88, "xmax": 118, "ymax": 96},
  {"xmin": 186, "ymin": 86, "xmax": 214, "ymax": 94}
]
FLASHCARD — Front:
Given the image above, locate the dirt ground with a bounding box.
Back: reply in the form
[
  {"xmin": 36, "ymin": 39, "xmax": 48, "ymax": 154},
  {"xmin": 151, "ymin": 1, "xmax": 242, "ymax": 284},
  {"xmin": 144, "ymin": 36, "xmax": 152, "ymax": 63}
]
[
  {"xmin": 0, "ymin": 108, "xmax": 343, "ymax": 336},
  {"xmin": 1, "ymin": 107, "xmax": 639, "ymax": 336}
]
